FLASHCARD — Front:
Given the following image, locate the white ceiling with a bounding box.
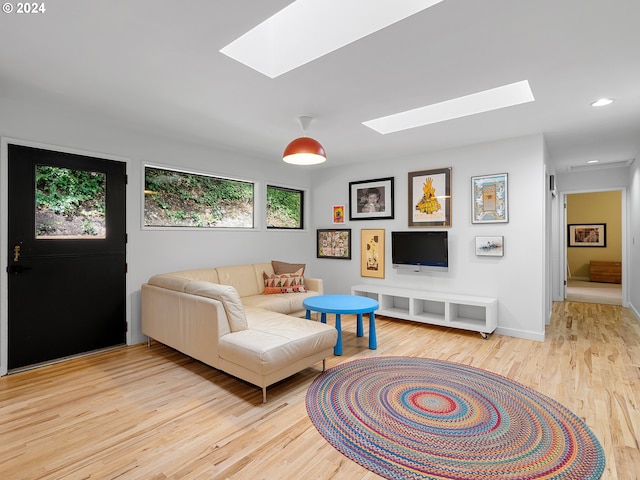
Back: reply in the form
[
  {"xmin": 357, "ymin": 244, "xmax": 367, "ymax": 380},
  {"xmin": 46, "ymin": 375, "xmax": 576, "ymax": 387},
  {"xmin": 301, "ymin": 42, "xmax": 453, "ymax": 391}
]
[{"xmin": 1, "ymin": 0, "xmax": 639, "ymax": 173}]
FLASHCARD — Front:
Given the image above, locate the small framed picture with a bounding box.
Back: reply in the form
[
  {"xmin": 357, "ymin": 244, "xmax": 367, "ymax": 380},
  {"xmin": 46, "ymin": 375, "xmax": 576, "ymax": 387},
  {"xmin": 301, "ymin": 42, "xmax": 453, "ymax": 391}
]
[
  {"xmin": 349, "ymin": 177, "xmax": 394, "ymax": 220},
  {"xmin": 408, "ymin": 168, "xmax": 451, "ymax": 227},
  {"xmin": 361, "ymin": 229, "xmax": 385, "ymax": 278},
  {"xmin": 475, "ymin": 236, "xmax": 504, "ymax": 256},
  {"xmin": 471, "ymin": 173, "xmax": 508, "ymax": 223},
  {"xmin": 333, "ymin": 205, "xmax": 345, "ymax": 224},
  {"xmin": 568, "ymin": 224, "xmax": 606, "ymax": 247},
  {"xmin": 317, "ymin": 229, "xmax": 351, "ymax": 259}
]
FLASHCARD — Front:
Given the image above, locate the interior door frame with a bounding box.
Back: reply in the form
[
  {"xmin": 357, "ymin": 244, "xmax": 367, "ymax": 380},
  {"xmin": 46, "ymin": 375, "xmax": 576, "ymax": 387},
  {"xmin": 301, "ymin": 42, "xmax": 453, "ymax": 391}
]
[
  {"xmin": 555, "ymin": 186, "xmax": 629, "ymax": 307},
  {"xmin": 0, "ymin": 137, "xmax": 132, "ymax": 376}
]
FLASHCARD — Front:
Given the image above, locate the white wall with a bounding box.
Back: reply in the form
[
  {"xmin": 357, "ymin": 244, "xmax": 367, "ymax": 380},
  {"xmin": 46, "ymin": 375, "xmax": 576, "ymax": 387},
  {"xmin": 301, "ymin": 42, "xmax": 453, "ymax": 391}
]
[
  {"xmin": 309, "ymin": 134, "xmax": 547, "ymax": 340},
  {"xmin": 0, "ymin": 97, "xmax": 317, "ymax": 364},
  {"xmin": 543, "ymin": 141, "xmax": 556, "ymax": 325},
  {"xmin": 557, "ymin": 166, "xmax": 630, "ymax": 192},
  {"xmin": 628, "ymin": 159, "xmax": 640, "ymax": 320}
]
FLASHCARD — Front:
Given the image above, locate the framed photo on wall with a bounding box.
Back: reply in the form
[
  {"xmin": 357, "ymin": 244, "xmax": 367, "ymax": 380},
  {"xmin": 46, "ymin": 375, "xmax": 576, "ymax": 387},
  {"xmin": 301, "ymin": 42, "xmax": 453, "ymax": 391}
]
[
  {"xmin": 349, "ymin": 177, "xmax": 394, "ymax": 220},
  {"xmin": 317, "ymin": 229, "xmax": 351, "ymax": 259},
  {"xmin": 333, "ymin": 205, "xmax": 345, "ymax": 224},
  {"xmin": 408, "ymin": 168, "xmax": 451, "ymax": 227},
  {"xmin": 475, "ymin": 236, "xmax": 504, "ymax": 256},
  {"xmin": 360, "ymin": 229, "xmax": 385, "ymax": 278},
  {"xmin": 471, "ymin": 173, "xmax": 508, "ymax": 223},
  {"xmin": 568, "ymin": 224, "xmax": 606, "ymax": 247}
]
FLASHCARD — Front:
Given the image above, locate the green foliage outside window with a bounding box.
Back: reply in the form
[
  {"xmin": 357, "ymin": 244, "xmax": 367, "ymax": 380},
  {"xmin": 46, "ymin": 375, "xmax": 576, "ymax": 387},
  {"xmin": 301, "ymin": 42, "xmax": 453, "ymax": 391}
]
[
  {"xmin": 35, "ymin": 165, "xmax": 106, "ymax": 237},
  {"xmin": 36, "ymin": 166, "xmax": 105, "ymax": 216},
  {"xmin": 267, "ymin": 185, "xmax": 303, "ymax": 229},
  {"xmin": 144, "ymin": 167, "xmax": 254, "ymax": 228}
]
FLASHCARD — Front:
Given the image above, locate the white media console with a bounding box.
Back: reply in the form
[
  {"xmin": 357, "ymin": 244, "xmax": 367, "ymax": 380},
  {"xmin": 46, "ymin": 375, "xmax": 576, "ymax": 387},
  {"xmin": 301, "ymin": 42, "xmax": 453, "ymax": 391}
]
[{"xmin": 351, "ymin": 284, "xmax": 497, "ymax": 339}]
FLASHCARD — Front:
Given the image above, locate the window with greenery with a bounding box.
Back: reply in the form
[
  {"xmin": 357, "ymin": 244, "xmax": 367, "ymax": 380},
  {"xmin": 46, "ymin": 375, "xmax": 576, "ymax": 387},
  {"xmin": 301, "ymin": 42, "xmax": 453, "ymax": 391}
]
[
  {"xmin": 36, "ymin": 165, "xmax": 106, "ymax": 239},
  {"xmin": 267, "ymin": 185, "xmax": 304, "ymax": 229},
  {"xmin": 144, "ymin": 166, "xmax": 254, "ymax": 228}
]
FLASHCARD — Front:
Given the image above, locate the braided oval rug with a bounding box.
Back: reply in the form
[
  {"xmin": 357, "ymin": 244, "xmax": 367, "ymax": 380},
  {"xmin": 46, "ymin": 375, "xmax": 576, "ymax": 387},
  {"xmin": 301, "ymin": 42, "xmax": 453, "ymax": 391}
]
[{"xmin": 306, "ymin": 357, "xmax": 605, "ymax": 479}]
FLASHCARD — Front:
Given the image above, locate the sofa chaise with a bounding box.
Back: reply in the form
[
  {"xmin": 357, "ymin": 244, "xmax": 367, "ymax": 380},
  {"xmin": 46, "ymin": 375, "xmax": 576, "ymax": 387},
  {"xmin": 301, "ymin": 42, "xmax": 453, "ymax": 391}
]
[{"xmin": 141, "ymin": 261, "xmax": 337, "ymax": 402}]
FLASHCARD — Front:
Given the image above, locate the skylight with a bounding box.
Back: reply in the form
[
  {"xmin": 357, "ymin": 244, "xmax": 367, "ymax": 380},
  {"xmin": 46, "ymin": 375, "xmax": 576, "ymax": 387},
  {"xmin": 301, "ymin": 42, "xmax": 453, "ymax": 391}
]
[
  {"xmin": 220, "ymin": 0, "xmax": 444, "ymax": 78},
  {"xmin": 363, "ymin": 80, "xmax": 535, "ymax": 134},
  {"xmin": 591, "ymin": 98, "xmax": 614, "ymax": 107}
]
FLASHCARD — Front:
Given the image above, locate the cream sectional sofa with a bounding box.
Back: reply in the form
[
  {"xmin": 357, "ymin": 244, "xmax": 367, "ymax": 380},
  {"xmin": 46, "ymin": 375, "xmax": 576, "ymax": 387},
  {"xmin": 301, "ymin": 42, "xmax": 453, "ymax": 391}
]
[{"xmin": 141, "ymin": 262, "xmax": 337, "ymax": 402}]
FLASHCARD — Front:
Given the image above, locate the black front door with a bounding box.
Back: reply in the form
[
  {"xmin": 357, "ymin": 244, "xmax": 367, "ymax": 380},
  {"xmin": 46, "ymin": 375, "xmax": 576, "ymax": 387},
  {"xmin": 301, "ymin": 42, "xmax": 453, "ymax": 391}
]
[{"xmin": 7, "ymin": 144, "xmax": 127, "ymax": 370}]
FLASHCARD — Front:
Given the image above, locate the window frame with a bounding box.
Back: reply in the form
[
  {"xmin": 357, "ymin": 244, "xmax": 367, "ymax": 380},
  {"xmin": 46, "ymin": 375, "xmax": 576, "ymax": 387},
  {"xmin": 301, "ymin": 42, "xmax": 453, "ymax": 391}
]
[
  {"xmin": 266, "ymin": 184, "xmax": 305, "ymax": 230},
  {"xmin": 142, "ymin": 164, "xmax": 257, "ymax": 230}
]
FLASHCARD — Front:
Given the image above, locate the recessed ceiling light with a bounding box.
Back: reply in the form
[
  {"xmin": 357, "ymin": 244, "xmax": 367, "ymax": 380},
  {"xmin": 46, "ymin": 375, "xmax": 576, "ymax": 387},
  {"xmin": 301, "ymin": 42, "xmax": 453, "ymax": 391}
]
[
  {"xmin": 586, "ymin": 160, "xmax": 600, "ymax": 164},
  {"xmin": 362, "ymin": 80, "xmax": 535, "ymax": 134},
  {"xmin": 220, "ymin": 0, "xmax": 444, "ymax": 78},
  {"xmin": 591, "ymin": 98, "xmax": 614, "ymax": 107}
]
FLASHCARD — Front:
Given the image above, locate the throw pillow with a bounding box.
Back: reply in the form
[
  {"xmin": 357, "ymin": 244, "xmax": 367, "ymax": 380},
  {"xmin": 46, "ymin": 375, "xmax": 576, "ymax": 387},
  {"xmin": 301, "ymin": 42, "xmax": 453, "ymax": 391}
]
[
  {"xmin": 263, "ymin": 268, "xmax": 307, "ymax": 294},
  {"xmin": 271, "ymin": 260, "xmax": 306, "ymax": 275}
]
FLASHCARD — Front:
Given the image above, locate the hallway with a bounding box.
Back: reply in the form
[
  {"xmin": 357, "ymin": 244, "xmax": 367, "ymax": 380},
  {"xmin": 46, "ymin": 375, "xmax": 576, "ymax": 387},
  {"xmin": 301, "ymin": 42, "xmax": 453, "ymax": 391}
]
[{"xmin": 566, "ymin": 279, "xmax": 622, "ymax": 305}]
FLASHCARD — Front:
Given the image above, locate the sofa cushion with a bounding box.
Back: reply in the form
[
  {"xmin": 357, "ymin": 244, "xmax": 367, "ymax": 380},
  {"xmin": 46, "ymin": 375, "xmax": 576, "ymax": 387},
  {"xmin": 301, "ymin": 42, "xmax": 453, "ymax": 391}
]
[
  {"xmin": 184, "ymin": 281, "xmax": 248, "ymax": 332},
  {"xmin": 147, "ymin": 269, "xmax": 221, "ymax": 292},
  {"xmin": 147, "ymin": 274, "xmax": 192, "ymax": 292},
  {"xmin": 241, "ymin": 294, "xmax": 292, "ymax": 314},
  {"xmin": 282, "ymin": 292, "xmax": 313, "ymax": 313},
  {"xmin": 271, "ymin": 260, "xmax": 306, "ymax": 275},
  {"xmin": 216, "ymin": 264, "xmax": 263, "ymax": 298},
  {"xmin": 252, "ymin": 262, "xmax": 274, "ymax": 292},
  {"xmin": 171, "ymin": 268, "xmax": 220, "ymax": 283},
  {"xmin": 218, "ymin": 308, "xmax": 337, "ymax": 376},
  {"xmin": 263, "ymin": 269, "xmax": 306, "ymax": 294},
  {"xmin": 241, "ymin": 291, "xmax": 319, "ymax": 316}
]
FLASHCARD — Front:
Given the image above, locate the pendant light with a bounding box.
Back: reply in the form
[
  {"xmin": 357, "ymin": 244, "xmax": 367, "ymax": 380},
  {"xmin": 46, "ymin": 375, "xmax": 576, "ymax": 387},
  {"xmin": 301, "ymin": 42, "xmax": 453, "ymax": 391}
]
[{"xmin": 283, "ymin": 116, "xmax": 326, "ymax": 165}]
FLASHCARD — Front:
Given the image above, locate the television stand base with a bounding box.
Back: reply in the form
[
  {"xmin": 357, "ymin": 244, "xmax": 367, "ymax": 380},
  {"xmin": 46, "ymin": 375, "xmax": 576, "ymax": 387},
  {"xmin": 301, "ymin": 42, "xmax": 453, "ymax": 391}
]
[{"xmin": 351, "ymin": 284, "xmax": 497, "ymax": 336}]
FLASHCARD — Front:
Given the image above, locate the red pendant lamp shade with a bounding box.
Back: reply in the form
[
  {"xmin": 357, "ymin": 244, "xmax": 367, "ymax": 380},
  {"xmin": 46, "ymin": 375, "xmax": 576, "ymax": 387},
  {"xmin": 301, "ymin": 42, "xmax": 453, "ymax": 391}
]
[
  {"xmin": 283, "ymin": 116, "xmax": 327, "ymax": 165},
  {"xmin": 283, "ymin": 136, "xmax": 326, "ymax": 165}
]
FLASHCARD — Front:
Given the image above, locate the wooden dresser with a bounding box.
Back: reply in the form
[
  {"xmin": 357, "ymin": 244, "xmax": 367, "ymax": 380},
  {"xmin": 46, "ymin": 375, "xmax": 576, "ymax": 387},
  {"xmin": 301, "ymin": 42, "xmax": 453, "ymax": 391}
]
[{"xmin": 589, "ymin": 261, "xmax": 622, "ymax": 284}]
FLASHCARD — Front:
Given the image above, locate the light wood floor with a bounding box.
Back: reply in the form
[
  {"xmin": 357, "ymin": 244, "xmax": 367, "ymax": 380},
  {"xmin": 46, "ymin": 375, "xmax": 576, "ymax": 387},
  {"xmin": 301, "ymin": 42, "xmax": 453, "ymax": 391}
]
[{"xmin": 1, "ymin": 302, "xmax": 639, "ymax": 479}]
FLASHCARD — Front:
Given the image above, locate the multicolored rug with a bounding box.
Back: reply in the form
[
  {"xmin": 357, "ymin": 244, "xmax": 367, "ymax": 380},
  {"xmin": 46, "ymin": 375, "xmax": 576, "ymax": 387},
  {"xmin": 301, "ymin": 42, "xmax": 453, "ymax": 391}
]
[{"xmin": 306, "ymin": 357, "xmax": 605, "ymax": 479}]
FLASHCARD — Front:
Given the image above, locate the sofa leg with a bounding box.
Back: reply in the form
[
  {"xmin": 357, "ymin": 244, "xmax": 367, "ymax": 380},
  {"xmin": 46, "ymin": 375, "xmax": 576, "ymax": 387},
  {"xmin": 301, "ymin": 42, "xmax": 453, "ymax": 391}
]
[
  {"xmin": 262, "ymin": 387, "xmax": 267, "ymax": 403},
  {"xmin": 322, "ymin": 359, "xmax": 326, "ymax": 372}
]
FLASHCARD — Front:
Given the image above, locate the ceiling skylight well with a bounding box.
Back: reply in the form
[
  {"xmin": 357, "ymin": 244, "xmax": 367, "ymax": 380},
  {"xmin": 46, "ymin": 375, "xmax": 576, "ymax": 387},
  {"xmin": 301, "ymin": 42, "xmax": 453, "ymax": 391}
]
[
  {"xmin": 591, "ymin": 98, "xmax": 614, "ymax": 107},
  {"xmin": 363, "ymin": 80, "xmax": 535, "ymax": 134},
  {"xmin": 220, "ymin": 0, "xmax": 444, "ymax": 78}
]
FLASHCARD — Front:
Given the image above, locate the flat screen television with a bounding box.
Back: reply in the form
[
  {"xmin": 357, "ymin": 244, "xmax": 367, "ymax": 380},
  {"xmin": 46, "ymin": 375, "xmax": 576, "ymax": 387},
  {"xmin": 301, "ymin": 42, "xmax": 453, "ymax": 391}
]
[{"xmin": 391, "ymin": 231, "xmax": 448, "ymax": 272}]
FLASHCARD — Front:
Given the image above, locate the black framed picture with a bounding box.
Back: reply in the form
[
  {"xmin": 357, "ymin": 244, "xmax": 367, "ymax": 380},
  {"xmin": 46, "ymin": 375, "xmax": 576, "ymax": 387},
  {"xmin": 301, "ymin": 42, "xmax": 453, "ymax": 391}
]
[
  {"xmin": 317, "ymin": 229, "xmax": 351, "ymax": 259},
  {"xmin": 408, "ymin": 168, "xmax": 451, "ymax": 227},
  {"xmin": 349, "ymin": 177, "xmax": 394, "ymax": 220},
  {"xmin": 568, "ymin": 224, "xmax": 606, "ymax": 247}
]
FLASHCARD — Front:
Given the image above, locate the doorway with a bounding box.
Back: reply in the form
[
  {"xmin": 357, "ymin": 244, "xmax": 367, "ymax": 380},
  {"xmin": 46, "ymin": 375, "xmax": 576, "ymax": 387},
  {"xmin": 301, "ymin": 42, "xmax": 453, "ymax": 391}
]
[
  {"xmin": 6, "ymin": 144, "xmax": 127, "ymax": 371},
  {"xmin": 565, "ymin": 190, "xmax": 624, "ymax": 305}
]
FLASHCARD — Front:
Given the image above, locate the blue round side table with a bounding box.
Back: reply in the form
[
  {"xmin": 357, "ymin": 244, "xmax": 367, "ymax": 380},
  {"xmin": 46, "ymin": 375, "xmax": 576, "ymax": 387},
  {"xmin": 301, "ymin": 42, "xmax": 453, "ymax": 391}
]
[{"xmin": 303, "ymin": 294, "xmax": 378, "ymax": 355}]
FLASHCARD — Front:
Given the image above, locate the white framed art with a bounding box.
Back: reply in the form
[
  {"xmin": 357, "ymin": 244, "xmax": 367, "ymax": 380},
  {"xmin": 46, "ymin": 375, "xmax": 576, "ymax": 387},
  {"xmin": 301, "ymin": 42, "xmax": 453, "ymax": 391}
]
[{"xmin": 475, "ymin": 236, "xmax": 504, "ymax": 256}]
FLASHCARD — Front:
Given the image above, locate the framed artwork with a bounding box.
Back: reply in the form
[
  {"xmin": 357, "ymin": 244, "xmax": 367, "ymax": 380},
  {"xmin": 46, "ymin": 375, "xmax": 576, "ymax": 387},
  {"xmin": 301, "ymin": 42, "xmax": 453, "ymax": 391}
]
[
  {"xmin": 568, "ymin": 224, "xmax": 606, "ymax": 247},
  {"xmin": 361, "ymin": 229, "xmax": 385, "ymax": 278},
  {"xmin": 471, "ymin": 173, "xmax": 508, "ymax": 223},
  {"xmin": 317, "ymin": 229, "xmax": 351, "ymax": 259},
  {"xmin": 349, "ymin": 177, "xmax": 394, "ymax": 220},
  {"xmin": 475, "ymin": 236, "xmax": 504, "ymax": 256},
  {"xmin": 408, "ymin": 168, "xmax": 451, "ymax": 227},
  {"xmin": 333, "ymin": 205, "xmax": 345, "ymax": 224}
]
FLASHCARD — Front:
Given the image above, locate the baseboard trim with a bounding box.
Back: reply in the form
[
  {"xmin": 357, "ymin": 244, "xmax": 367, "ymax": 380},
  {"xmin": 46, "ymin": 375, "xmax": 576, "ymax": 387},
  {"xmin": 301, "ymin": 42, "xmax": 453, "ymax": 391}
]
[
  {"xmin": 568, "ymin": 276, "xmax": 590, "ymax": 282},
  {"xmin": 495, "ymin": 326, "xmax": 545, "ymax": 342}
]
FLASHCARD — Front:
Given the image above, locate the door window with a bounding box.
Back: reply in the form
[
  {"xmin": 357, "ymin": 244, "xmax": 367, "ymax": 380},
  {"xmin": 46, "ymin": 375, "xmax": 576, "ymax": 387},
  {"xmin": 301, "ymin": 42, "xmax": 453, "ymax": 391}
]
[{"xmin": 35, "ymin": 165, "xmax": 106, "ymax": 239}]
